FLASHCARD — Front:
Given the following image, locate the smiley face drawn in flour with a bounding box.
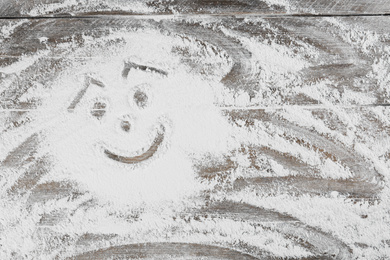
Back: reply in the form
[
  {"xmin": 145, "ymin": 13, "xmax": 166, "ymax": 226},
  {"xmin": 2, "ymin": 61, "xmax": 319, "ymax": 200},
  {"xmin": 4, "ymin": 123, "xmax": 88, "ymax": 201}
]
[
  {"xmin": 37, "ymin": 31, "xmax": 233, "ymax": 206},
  {"xmin": 67, "ymin": 61, "xmax": 169, "ymax": 166}
]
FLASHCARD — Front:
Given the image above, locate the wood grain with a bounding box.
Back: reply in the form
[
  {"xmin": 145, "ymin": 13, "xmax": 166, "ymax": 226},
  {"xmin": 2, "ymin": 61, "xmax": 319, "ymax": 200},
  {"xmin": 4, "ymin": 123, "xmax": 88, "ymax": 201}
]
[
  {"xmin": 1, "ymin": 17, "xmax": 389, "ymax": 108},
  {"xmin": 0, "ymin": 9, "xmax": 389, "ymax": 260},
  {"xmin": 1, "ymin": 0, "xmax": 390, "ymax": 17}
]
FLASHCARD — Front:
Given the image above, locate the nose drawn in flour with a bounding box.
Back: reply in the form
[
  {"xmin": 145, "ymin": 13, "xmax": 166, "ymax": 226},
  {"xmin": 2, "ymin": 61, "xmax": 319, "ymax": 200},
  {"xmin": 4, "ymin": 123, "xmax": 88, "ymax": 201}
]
[
  {"xmin": 67, "ymin": 61, "xmax": 168, "ymax": 164},
  {"xmin": 120, "ymin": 119, "xmax": 131, "ymax": 132}
]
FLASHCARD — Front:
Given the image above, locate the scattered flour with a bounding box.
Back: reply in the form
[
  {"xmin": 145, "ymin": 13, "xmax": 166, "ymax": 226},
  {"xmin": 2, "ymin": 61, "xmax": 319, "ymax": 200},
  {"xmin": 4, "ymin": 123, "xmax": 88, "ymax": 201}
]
[
  {"xmin": 24, "ymin": 0, "xmax": 154, "ymax": 16},
  {"xmin": 0, "ymin": 11, "xmax": 389, "ymax": 260}
]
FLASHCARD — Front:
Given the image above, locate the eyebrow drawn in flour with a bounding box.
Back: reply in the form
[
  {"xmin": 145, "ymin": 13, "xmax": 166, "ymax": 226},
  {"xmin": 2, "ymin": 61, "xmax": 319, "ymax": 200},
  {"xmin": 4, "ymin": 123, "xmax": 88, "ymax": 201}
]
[
  {"xmin": 122, "ymin": 61, "xmax": 168, "ymax": 78},
  {"xmin": 67, "ymin": 76, "xmax": 105, "ymax": 112}
]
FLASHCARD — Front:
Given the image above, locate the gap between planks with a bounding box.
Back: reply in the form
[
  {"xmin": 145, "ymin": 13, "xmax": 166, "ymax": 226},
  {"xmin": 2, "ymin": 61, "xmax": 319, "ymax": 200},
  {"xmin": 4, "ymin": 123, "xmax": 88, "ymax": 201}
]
[
  {"xmin": 1, "ymin": 104, "xmax": 389, "ymax": 112},
  {"xmin": 1, "ymin": 12, "xmax": 390, "ymax": 20}
]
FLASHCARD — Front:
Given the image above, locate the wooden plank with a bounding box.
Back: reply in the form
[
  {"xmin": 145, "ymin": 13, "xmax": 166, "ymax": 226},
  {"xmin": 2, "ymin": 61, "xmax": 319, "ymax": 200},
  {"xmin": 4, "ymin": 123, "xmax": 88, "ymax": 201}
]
[
  {"xmin": 1, "ymin": 0, "xmax": 390, "ymax": 17},
  {"xmin": 0, "ymin": 15, "xmax": 389, "ymax": 260},
  {"xmin": 1, "ymin": 17, "xmax": 389, "ymax": 108},
  {"xmin": 70, "ymin": 243, "xmax": 264, "ymax": 260}
]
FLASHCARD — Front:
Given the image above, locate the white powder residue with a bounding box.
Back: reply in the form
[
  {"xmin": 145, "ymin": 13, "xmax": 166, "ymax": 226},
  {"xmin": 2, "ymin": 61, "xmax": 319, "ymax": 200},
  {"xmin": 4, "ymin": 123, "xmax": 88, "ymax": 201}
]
[
  {"xmin": 278, "ymin": 107, "xmax": 355, "ymax": 146},
  {"xmin": 341, "ymin": 89, "xmax": 377, "ymax": 105},
  {"xmin": 25, "ymin": 0, "xmax": 154, "ymax": 16},
  {"xmin": 1, "ymin": 13, "xmax": 389, "ymax": 260},
  {"xmin": 230, "ymin": 191, "xmax": 390, "ymax": 258},
  {"xmin": 321, "ymin": 159, "xmax": 353, "ymax": 179},
  {"xmin": 370, "ymin": 57, "xmax": 390, "ymax": 97},
  {"xmin": 240, "ymin": 122, "xmax": 323, "ymax": 166},
  {"xmin": 0, "ymin": 20, "xmax": 29, "ymax": 42},
  {"xmin": 32, "ymin": 30, "xmax": 236, "ymax": 207},
  {"xmin": 263, "ymin": 0, "xmax": 291, "ymax": 10},
  {"xmin": 0, "ymin": 50, "xmax": 51, "ymax": 74},
  {"xmin": 324, "ymin": 17, "xmax": 380, "ymax": 54},
  {"xmin": 220, "ymin": 26, "xmax": 308, "ymax": 75}
]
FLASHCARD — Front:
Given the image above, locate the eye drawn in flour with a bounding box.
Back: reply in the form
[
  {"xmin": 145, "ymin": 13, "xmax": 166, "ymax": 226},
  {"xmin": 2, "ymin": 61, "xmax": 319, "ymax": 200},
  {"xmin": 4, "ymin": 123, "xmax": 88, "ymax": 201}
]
[
  {"xmin": 119, "ymin": 117, "xmax": 131, "ymax": 132},
  {"xmin": 133, "ymin": 88, "xmax": 149, "ymax": 108},
  {"xmin": 90, "ymin": 99, "xmax": 107, "ymax": 119}
]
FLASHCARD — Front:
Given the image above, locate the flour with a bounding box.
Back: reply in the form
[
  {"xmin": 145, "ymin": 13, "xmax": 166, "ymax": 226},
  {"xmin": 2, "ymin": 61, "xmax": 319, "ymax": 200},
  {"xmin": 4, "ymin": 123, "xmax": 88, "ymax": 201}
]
[
  {"xmin": 0, "ymin": 20, "xmax": 29, "ymax": 43},
  {"xmin": 324, "ymin": 17, "xmax": 380, "ymax": 54},
  {"xmin": 22, "ymin": 0, "xmax": 292, "ymax": 16},
  {"xmin": 25, "ymin": 0, "xmax": 154, "ymax": 16},
  {"xmin": 23, "ymin": 30, "xmax": 233, "ymax": 208},
  {"xmin": 0, "ymin": 50, "xmax": 51, "ymax": 75},
  {"xmin": 0, "ymin": 11, "xmax": 390, "ymax": 260}
]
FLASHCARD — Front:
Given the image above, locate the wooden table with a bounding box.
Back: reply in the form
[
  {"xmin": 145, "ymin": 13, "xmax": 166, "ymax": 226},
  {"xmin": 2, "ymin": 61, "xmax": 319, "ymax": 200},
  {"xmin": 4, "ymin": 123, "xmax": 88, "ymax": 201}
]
[{"xmin": 0, "ymin": 1, "xmax": 389, "ymax": 259}]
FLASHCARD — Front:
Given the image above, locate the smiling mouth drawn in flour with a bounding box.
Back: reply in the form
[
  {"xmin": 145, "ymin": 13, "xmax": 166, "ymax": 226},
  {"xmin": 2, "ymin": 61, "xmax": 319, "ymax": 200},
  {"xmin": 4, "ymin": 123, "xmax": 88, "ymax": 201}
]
[{"xmin": 103, "ymin": 124, "xmax": 165, "ymax": 164}]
